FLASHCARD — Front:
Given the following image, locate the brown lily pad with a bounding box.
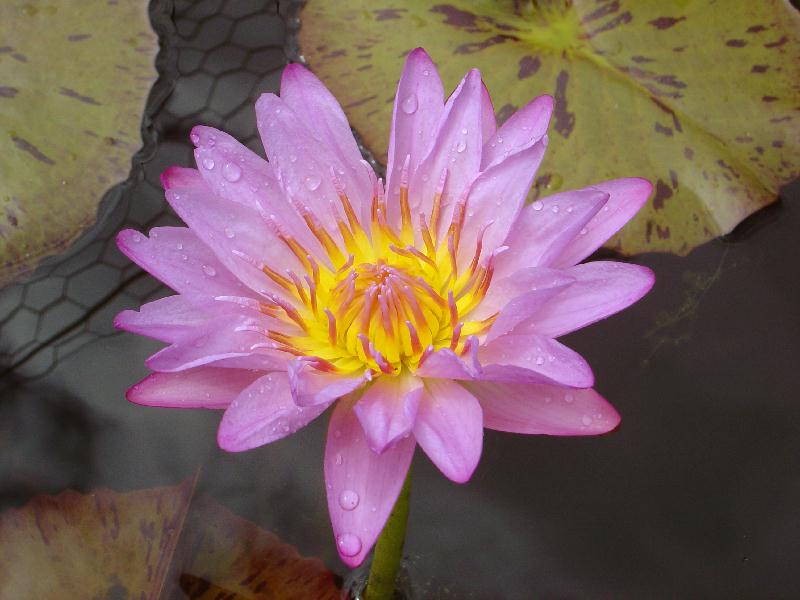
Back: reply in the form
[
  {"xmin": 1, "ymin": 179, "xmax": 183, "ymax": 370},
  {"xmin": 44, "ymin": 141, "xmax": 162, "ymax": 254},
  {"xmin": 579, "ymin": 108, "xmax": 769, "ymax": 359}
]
[
  {"xmin": 0, "ymin": 479, "xmax": 341, "ymax": 599},
  {"xmin": 0, "ymin": 0, "xmax": 160, "ymax": 285},
  {"xmin": 298, "ymin": 0, "xmax": 800, "ymax": 255}
]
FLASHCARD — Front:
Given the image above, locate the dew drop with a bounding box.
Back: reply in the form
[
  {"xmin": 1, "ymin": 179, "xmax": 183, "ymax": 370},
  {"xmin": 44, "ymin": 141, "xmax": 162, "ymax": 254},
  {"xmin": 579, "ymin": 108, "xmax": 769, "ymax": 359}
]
[
  {"xmin": 456, "ymin": 140, "xmax": 467, "ymax": 153},
  {"xmin": 189, "ymin": 132, "xmax": 200, "ymax": 145},
  {"xmin": 423, "ymin": 69, "xmax": 430, "ymax": 76},
  {"xmin": 339, "ymin": 490, "xmax": 360, "ymax": 511},
  {"xmin": 551, "ymin": 205, "xmax": 560, "ymax": 214},
  {"xmin": 305, "ymin": 175, "xmax": 322, "ymax": 191},
  {"xmin": 337, "ymin": 533, "xmax": 362, "ymax": 557},
  {"xmin": 202, "ymin": 264, "xmax": 217, "ymax": 277},
  {"xmin": 202, "ymin": 158, "xmax": 215, "ymax": 170},
  {"xmin": 335, "ymin": 453, "xmax": 343, "ymax": 466},
  {"xmin": 222, "ymin": 162, "xmax": 242, "ymax": 182},
  {"xmin": 582, "ymin": 415, "xmax": 593, "ymax": 426},
  {"xmin": 401, "ymin": 93, "xmax": 418, "ymax": 114},
  {"xmin": 289, "ymin": 154, "xmax": 297, "ymax": 163},
  {"xmin": 565, "ymin": 393, "xmax": 574, "ymax": 404},
  {"xmin": 535, "ymin": 356, "xmax": 545, "ymax": 365},
  {"xmin": 176, "ymin": 243, "xmax": 183, "ymax": 250},
  {"xmin": 461, "ymin": 128, "xmax": 468, "ymax": 135},
  {"xmin": 224, "ymin": 227, "xmax": 235, "ymax": 239},
  {"xmin": 579, "ymin": 227, "xmax": 589, "ymax": 235},
  {"xmin": 532, "ymin": 201, "xmax": 544, "ymax": 211},
  {"xmin": 131, "ymin": 233, "xmax": 143, "ymax": 243}
]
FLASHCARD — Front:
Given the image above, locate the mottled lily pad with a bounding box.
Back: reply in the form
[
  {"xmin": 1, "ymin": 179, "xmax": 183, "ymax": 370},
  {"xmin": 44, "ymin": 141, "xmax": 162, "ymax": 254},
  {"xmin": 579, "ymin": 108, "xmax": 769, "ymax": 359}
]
[
  {"xmin": 299, "ymin": 0, "xmax": 800, "ymax": 255},
  {"xmin": 0, "ymin": 479, "xmax": 341, "ymax": 599},
  {"xmin": 0, "ymin": 0, "xmax": 160, "ymax": 285}
]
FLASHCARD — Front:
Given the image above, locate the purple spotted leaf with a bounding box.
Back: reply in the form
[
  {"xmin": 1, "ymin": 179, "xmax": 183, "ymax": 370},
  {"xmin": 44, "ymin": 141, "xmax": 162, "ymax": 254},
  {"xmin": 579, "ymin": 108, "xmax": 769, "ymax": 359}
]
[
  {"xmin": 298, "ymin": 0, "xmax": 800, "ymax": 255},
  {"xmin": 0, "ymin": 0, "xmax": 160, "ymax": 285},
  {"xmin": 0, "ymin": 479, "xmax": 341, "ymax": 599}
]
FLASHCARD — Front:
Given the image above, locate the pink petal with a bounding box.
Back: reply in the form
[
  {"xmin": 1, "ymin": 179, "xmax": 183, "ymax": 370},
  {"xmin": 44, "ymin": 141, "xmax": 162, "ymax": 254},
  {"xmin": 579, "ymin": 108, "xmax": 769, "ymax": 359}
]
[
  {"xmin": 255, "ymin": 93, "xmax": 363, "ymax": 235},
  {"xmin": 478, "ymin": 333, "xmax": 594, "ymax": 388},
  {"xmin": 161, "ymin": 166, "xmax": 203, "ymax": 190},
  {"xmin": 116, "ymin": 227, "xmax": 251, "ymax": 299},
  {"xmin": 385, "ymin": 48, "xmax": 445, "ymax": 227},
  {"xmin": 471, "ymin": 268, "xmax": 575, "ymax": 342},
  {"xmin": 165, "ymin": 186, "xmax": 302, "ymax": 298},
  {"xmin": 514, "ymin": 261, "xmax": 655, "ymax": 338},
  {"xmin": 413, "ymin": 379, "xmax": 483, "ymax": 483},
  {"xmin": 288, "ymin": 359, "xmax": 366, "ymax": 407},
  {"xmin": 414, "ymin": 340, "xmax": 481, "ymax": 380},
  {"xmin": 190, "ymin": 126, "xmax": 327, "ymax": 260},
  {"xmin": 481, "ymin": 95, "xmax": 553, "ymax": 170},
  {"xmin": 127, "ymin": 367, "xmax": 263, "ymax": 409},
  {"xmin": 279, "ymin": 64, "xmax": 372, "ymax": 208},
  {"xmin": 496, "ymin": 189, "xmax": 608, "ymax": 277},
  {"xmin": 114, "ymin": 295, "xmax": 214, "ymax": 343},
  {"xmin": 325, "ymin": 397, "xmax": 415, "ymax": 567},
  {"xmin": 217, "ymin": 371, "xmax": 329, "ymax": 452},
  {"xmin": 465, "ymin": 380, "xmax": 620, "ymax": 435},
  {"xmin": 550, "ymin": 178, "xmax": 653, "ymax": 268},
  {"xmin": 354, "ymin": 374, "xmax": 423, "ymax": 453},
  {"xmin": 459, "ymin": 138, "xmax": 547, "ymax": 265},
  {"xmin": 145, "ymin": 314, "xmax": 288, "ymax": 373},
  {"xmin": 410, "ymin": 69, "xmax": 484, "ymax": 237},
  {"xmin": 479, "ymin": 81, "xmax": 497, "ymax": 143}
]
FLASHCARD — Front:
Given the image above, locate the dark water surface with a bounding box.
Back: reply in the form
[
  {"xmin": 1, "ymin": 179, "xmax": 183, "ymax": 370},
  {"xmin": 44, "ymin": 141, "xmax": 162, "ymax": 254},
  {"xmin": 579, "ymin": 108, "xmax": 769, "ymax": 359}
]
[{"xmin": 1, "ymin": 1, "xmax": 798, "ymax": 598}]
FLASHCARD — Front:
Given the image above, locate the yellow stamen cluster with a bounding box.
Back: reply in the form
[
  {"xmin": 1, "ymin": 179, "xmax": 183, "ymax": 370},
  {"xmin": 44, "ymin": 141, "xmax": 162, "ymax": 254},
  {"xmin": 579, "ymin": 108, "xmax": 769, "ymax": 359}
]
[{"xmin": 257, "ymin": 162, "xmax": 497, "ymax": 377}]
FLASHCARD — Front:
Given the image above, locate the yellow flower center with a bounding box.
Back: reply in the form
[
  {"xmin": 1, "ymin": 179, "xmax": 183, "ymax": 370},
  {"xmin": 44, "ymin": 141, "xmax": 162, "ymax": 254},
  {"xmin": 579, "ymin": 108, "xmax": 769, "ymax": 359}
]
[{"xmin": 259, "ymin": 167, "xmax": 497, "ymax": 377}]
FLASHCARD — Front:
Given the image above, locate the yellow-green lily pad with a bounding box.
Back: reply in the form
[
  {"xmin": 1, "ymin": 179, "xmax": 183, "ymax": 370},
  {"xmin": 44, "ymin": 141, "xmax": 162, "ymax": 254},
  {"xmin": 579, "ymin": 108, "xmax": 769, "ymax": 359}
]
[
  {"xmin": 298, "ymin": 0, "xmax": 800, "ymax": 255},
  {"xmin": 0, "ymin": 0, "xmax": 159, "ymax": 285}
]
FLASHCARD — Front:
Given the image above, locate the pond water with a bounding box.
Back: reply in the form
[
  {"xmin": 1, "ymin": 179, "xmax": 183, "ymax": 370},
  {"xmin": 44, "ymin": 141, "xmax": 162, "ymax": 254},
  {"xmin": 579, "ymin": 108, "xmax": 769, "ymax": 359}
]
[{"xmin": 1, "ymin": 1, "xmax": 798, "ymax": 598}]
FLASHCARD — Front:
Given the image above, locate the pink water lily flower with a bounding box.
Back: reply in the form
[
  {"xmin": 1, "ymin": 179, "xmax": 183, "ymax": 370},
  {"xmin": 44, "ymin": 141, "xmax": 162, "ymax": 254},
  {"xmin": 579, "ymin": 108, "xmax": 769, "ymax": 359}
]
[{"xmin": 116, "ymin": 48, "xmax": 654, "ymax": 567}]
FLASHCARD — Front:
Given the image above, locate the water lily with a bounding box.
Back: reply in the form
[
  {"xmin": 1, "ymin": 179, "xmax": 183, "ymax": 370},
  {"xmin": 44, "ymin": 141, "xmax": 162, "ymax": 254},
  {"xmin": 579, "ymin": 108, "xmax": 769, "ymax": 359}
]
[{"xmin": 115, "ymin": 48, "xmax": 654, "ymax": 569}]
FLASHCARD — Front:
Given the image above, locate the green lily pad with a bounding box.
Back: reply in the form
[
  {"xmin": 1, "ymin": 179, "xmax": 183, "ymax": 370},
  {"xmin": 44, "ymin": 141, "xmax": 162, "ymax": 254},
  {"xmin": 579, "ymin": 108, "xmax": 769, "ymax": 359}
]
[
  {"xmin": 0, "ymin": 479, "xmax": 341, "ymax": 599},
  {"xmin": 298, "ymin": 0, "xmax": 800, "ymax": 255},
  {"xmin": 0, "ymin": 0, "xmax": 160, "ymax": 285}
]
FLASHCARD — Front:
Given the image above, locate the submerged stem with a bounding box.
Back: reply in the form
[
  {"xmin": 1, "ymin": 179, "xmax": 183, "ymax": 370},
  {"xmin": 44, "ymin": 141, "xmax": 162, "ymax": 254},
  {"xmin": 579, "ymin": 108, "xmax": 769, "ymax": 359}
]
[{"xmin": 364, "ymin": 469, "xmax": 412, "ymax": 600}]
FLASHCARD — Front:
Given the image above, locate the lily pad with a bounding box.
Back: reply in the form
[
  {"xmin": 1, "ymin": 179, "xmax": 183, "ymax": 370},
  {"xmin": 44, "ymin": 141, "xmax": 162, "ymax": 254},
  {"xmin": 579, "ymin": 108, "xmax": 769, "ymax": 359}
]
[
  {"xmin": 0, "ymin": 0, "xmax": 160, "ymax": 285},
  {"xmin": 0, "ymin": 479, "xmax": 341, "ymax": 599},
  {"xmin": 298, "ymin": 0, "xmax": 800, "ymax": 255}
]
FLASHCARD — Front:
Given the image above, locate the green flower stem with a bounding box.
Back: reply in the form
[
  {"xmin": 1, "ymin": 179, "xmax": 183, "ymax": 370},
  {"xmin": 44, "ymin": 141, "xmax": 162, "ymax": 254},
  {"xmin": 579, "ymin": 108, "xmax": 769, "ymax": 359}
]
[{"xmin": 365, "ymin": 468, "xmax": 412, "ymax": 600}]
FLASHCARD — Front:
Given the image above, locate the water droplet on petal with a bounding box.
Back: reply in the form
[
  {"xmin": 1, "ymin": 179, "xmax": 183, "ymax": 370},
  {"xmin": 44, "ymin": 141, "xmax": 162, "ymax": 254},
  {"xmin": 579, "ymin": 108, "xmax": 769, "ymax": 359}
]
[
  {"xmin": 335, "ymin": 453, "xmax": 343, "ymax": 466},
  {"xmin": 461, "ymin": 128, "xmax": 468, "ymax": 135},
  {"xmin": 337, "ymin": 533, "xmax": 362, "ymax": 557},
  {"xmin": 202, "ymin": 158, "xmax": 215, "ymax": 170},
  {"xmin": 532, "ymin": 201, "xmax": 544, "ymax": 211},
  {"xmin": 131, "ymin": 233, "xmax": 143, "ymax": 243},
  {"xmin": 339, "ymin": 490, "xmax": 360, "ymax": 511},
  {"xmin": 202, "ymin": 264, "xmax": 216, "ymax": 277},
  {"xmin": 289, "ymin": 154, "xmax": 297, "ymax": 163},
  {"xmin": 565, "ymin": 394, "xmax": 574, "ymax": 404},
  {"xmin": 222, "ymin": 162, "xmax": 242, "ymax": 182},
  {"xmin": 423, "ymin": 69, "xmax": 430, "ymax": 76},
  {"xmin": 551, "ymin": 205, "xmax": 560, "ymax": 214},
  {"xmin": 305, "ymin": 175, "xmax": 321, "ymax": 191},
  {"xmin": 401, "ymin": 93, "xmax": 418, "ymax": 114},
  {"xmin": 224, "ymin": 227, "xmax": 235, "ymax": 239},
  {"xmin": 582, "ymin": 415, "xmax": 593, "ymax": 426},
  {"xmin": 579, "ymin": 227, "xmax": 589, "ymax": 235},
  {"xmin": 456, "ymin": 140, "xmax": 467, "ymax": 153},
  {"xmin": 176, "ymin": 243, "xmax": 183, "ymax": 250},
  {"xmin": 535, "ymin": 356, "xmax": 545, "ymax": 365},
  {"xmin": 189, "ymin": 133, "xmax": 200, "ymax": 145}
]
